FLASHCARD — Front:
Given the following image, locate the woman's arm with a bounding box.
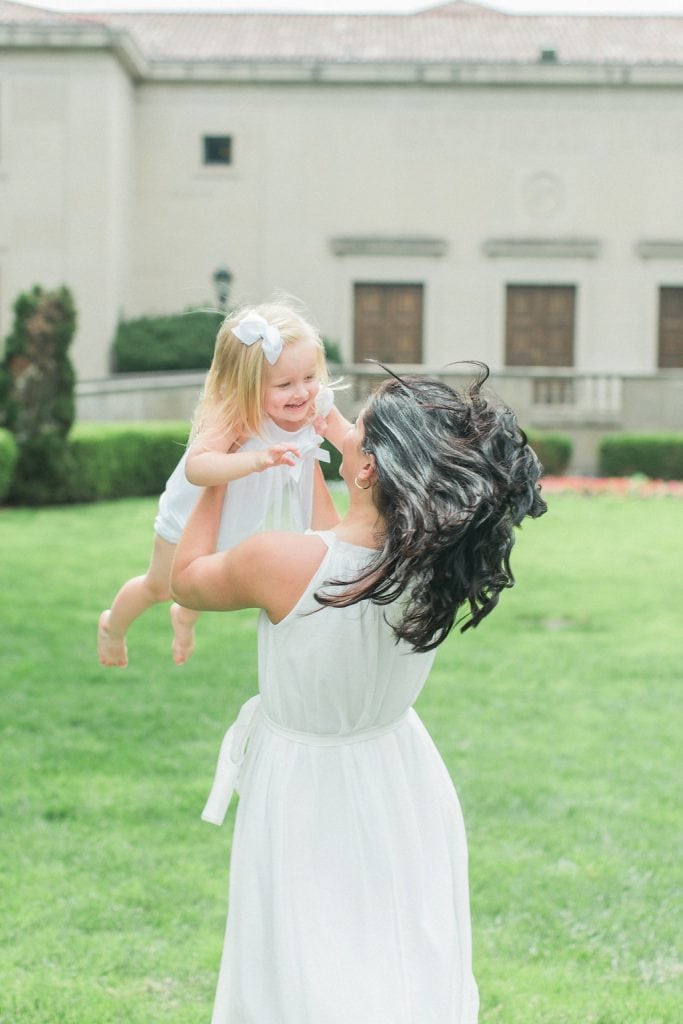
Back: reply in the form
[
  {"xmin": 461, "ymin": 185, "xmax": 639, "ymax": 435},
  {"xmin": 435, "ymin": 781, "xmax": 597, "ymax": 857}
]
[
  {"xmin": 311, "ymin": 462, "xmax": 340, "ymax": 530},
  {"xmin": 170, "ymin": 485, "xmax": 327, "ymax": 620},
  {"xmin": 316, "ymin": 404, "xmax": 353, "ymax": 455}
]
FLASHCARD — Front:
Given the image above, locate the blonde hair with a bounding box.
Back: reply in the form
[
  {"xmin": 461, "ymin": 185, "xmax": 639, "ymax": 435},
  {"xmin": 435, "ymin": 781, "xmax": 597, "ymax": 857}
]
[{"xmin": 191, "ymin": 300, "xmax": 328, "ymax": 444}]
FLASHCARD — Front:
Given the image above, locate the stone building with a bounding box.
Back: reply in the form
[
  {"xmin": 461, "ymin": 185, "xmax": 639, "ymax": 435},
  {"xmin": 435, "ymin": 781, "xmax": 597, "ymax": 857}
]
[{"xmin": 2, "ymin": 0, "xmax": 683, "ymax": 462}]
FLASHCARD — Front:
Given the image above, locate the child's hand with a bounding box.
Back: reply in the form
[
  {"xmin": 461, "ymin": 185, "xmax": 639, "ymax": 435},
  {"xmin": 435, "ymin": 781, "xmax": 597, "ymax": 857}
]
[
  {"xmin": 312, "ymin": 386, "xmax": 335, "ymax": 436},
  {"xmin": 257, "ymin": 444, "xmax": 301, "ymax": 471},
  {"xmin": 315, "ymin": 387, "xmax": 334, "ymax": 418}
]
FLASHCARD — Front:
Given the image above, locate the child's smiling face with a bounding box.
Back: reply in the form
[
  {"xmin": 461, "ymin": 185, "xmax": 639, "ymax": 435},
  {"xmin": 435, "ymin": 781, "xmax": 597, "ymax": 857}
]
[{"xmin": 262, "ymin": 339, "xmax": 320, "ymax": 431}]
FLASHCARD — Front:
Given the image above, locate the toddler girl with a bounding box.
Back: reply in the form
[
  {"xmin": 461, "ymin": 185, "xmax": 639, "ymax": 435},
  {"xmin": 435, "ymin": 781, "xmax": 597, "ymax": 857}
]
[{"xmin": 98, "ymin": 301, "xmax": 342, "ymax": 667}]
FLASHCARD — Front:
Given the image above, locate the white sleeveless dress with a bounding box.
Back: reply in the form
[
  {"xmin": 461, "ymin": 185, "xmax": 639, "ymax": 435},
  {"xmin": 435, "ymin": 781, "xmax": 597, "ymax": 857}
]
[
  {"xmin": 154, "ymin": 418, "xmax": 328, "ymax": 550},
  {"xmin": 202, "ymin": 531, "xmax": 479, "ymax": 1024}
]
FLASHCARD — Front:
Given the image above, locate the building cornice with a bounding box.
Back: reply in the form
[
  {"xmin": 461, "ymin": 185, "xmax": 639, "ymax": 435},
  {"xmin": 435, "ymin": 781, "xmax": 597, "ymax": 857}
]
[
  {"xmin": 0, "ymin": 23, "xmax": 148, "ymax": 80},
  {"xmin": 6, "ymin": 23, "xmax": 683, "ymax": 89},
  {"xmin": 132, "ymin": 59, "xmax": 683, "ymax": 88}
]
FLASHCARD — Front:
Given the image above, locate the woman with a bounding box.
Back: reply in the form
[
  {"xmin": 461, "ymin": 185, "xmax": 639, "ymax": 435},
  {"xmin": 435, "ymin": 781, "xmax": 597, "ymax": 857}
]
[{"xmin": 171, "ymin": 370, "xmax": 546, "ymax": 1024}]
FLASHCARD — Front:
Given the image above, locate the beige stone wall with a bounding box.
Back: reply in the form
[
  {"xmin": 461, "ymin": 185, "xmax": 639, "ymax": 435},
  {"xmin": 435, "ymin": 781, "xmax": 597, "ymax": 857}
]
[
  {"xmin": 0, "ymin": 49, "xmax": 133, "ymax": 379},
  {"xmin": 128, "ymin": 78, "xmax": 683, "ymax": 376},
  {"xmin": 4, "ymin": 43, "xmax": 683, "ymax": 381}
]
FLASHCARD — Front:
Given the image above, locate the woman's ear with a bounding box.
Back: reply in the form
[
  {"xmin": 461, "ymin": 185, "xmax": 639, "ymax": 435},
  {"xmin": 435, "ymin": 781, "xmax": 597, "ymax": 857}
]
[{"xmin": 357, "ymin": 453, "xmax": 376, "ymax": 488}]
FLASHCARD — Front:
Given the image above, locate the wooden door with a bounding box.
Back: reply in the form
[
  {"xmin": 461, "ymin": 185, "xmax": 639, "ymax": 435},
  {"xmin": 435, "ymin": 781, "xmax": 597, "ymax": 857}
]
[
  {"xmin": 353, "ymin": 283, "xmax": 423, "ymax": 364},
  {"xmin": 658, "ymin": 287, "xmax": 683, "ymax": 367},
  {"xmin": 505, "ymin": 285, "xmax": 575, "ymax": 367}
]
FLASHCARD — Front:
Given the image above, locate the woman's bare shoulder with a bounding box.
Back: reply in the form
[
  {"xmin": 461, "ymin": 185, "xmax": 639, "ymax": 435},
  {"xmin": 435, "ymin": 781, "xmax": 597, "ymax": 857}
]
[
  {"xmin": 232, "ymin": 531, "xmax": 330, "ymax": 621},
  {"xmin": 239, "ymin": 530, "xmax": 328, "ymax": 571}
]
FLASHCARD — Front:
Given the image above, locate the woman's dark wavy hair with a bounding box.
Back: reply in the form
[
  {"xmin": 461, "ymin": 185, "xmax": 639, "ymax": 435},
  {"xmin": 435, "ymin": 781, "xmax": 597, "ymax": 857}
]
[{"xmin": 316, "ymin": 365, "xmax": 547, "ymax": 653}]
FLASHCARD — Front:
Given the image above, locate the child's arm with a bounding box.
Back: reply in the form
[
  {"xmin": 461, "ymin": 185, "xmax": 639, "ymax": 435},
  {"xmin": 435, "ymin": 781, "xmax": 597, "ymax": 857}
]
[
  {"xmin": 185, "ymin": 418, "xmax": 301, "ymax": 486},
  {"xmin": 186, "ymin": 443, "xmax": 301, "ymax": 486}
]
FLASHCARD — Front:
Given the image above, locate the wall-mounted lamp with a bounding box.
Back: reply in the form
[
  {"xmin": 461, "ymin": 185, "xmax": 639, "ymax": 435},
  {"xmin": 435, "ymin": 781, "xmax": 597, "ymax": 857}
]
[{"xmin": 213, "ymin": 265, "xmax": 233, "ymax": 310}]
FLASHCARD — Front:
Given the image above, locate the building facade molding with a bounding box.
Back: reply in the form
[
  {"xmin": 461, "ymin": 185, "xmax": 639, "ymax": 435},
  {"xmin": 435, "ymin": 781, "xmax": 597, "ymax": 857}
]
[
  {"xmin": 330, "ymin": 237, "xmax": 447, "ymax": 258},
  {"xmin": 483, "ymin": 237, "xmax": 601, "ymax": 259},
  {"xmin": 636, "ymin": 240, "xmax": 683, "ymax": 260}
]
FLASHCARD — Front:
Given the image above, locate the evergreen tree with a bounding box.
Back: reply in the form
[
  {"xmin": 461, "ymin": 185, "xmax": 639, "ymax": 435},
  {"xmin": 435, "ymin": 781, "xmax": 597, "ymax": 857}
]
[{"xmin": 0, "ymin": 285, "xmax": 77, "ymax": 503}]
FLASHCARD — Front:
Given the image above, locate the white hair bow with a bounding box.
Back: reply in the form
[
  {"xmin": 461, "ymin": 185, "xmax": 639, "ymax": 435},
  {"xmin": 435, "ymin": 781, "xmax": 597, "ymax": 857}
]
[{"xmin": 232, "ymin": 312, "xmax": 283, "ymax": 365}]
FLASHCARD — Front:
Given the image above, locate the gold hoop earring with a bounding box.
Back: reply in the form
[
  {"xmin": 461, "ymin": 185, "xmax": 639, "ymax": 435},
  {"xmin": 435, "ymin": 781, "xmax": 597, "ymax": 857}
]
[{"xmin": 354, "ymin": 475, "xmax": 371, "ymax": 491}]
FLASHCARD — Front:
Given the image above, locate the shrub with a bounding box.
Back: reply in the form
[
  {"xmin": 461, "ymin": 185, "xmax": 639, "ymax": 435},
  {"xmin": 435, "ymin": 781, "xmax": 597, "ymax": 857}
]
[
  {"xmin": 0, "ymin": 285, "xmax": 77, "ymax": 504},
  {"xmin": 598, "ymin": 433, "xmax": 683, "ymax": 480},
  {"xmin": 6, "ymin": 417, "xmax": 344, "ymax": 507},
  {"xmin": 112, "ymin": 310, "xmax": 223, "ymax": 373},
  {"xmin": 65, "ymin": 425, "xmax": 341, "ymax": 499},
  {"xmin": 60, "ymin": 422, "xmax": 189, "ymax": 503},
  {"xmin": 323, "ymin": 338, "xmax": 342, "ymax": 364},
  {"xmin": 526, "ymin": 431, "xmax": 573, "ymax": 476},
  {"xmin": 0, "ymin": 428, "xmax": 18, "ymax": 502},
  {"xmin": 320, "ymin": 438, "xmax": 342, "ymax": 482}
]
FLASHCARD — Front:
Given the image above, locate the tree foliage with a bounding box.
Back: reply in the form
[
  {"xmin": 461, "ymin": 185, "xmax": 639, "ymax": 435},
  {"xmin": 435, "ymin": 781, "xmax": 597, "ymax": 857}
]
[{"xmin": 0, "ymin": 285, "xmax": 77, "ymax": 503}]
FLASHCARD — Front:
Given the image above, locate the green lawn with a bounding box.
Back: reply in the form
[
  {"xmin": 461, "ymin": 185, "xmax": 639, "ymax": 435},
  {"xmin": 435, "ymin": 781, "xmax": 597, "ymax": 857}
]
[{"xmin": 1, "ymin": 493, "xmax": 681, "ymax": 1023}]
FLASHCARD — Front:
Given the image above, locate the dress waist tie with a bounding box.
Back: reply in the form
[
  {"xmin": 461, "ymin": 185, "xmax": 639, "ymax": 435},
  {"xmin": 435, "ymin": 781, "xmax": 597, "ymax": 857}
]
[
  {"xmin": 201, "ymin": 695, "xmax": 262, "ymax": 826},
  {"xmin": 201, "ymin": 696, "xmax": 411, "ymax": 826}
]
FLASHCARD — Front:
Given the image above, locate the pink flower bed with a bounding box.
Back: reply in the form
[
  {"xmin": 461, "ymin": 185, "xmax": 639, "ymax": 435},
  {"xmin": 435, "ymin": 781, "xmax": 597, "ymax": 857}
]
[{"xmin": 541, "ymin": 475, "xmax": 683, "ymax": 498}]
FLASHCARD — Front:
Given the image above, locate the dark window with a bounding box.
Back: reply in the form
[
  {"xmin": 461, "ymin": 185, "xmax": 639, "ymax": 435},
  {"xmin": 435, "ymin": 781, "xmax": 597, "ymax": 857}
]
[
  {"xmin": 353, "ymin": 283, "xmax": 423, "ymax": 364},
  {"xmin": 203, "ymin": 135, "xmax": 232, "ymax": 166},
  {"xmin": 658, "ymin": 287, "xmax": 683, "ymax": 368},
  {"xmin": 505, "ymin": 284, "xmax": 575, "ymax": 367}
]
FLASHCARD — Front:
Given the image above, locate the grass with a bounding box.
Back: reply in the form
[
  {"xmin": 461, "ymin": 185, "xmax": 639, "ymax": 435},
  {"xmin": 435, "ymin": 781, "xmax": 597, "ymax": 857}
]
[{"xmin": 0, "ymin": 493, "xmax": 681, "ymax": 1022}]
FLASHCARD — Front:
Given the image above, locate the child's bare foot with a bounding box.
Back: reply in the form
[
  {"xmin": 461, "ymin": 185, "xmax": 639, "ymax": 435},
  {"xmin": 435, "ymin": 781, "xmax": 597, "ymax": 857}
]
[
  {"xmin": 98, "ymin": 610, "xmax": 128, "ymax": 667},
  {"xmin": 170, "ymin": 603, "xmax": 196, "ymax": 665}
]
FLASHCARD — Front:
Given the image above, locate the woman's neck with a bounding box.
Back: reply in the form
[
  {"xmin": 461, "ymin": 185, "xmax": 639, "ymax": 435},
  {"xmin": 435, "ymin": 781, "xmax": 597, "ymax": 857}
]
[{"xmin": 333, "ymin": 501, "xmax": 385, "ymax": 550}]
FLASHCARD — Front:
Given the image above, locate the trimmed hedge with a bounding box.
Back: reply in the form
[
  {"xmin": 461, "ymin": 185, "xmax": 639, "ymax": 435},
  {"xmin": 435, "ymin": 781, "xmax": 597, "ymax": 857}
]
[
  {"xmin": 61, "ymin": 422, "xmax": 190, "ymax": 503},
  {"xmin": 4, "ymin": 420, "xmax": 570, "ymax": 506},
  {"xmin": 0, "ymin": 428, "xmax": 18, "ymax": 502},
  {"xmin": 320, "ymin": 438, "xmax": 342, "ymax": 482},
  {"xmin": 112, "ymin": 311, "xmax": 223, "ymax": 373},
  {"xmin": 112, "ymin": 311, "xmax": 343, "ymax": 374},
  {"xmin": 6, "ymin": 421, "xmax": 343, "ymax": 506},
  {"xmin": 598, "ymin": 433, "xmax": 683, "ymax": 480},
  {"xmin": 322, "ymin": 338, "xmax": 342, "ymax": 364},
  {"xmin": 526, "ymin": 431, "xmax": 573, "ymax": 476},
  {"xmin": 3, "ymin": 422, "xmax": 189, "ymax": 505}
]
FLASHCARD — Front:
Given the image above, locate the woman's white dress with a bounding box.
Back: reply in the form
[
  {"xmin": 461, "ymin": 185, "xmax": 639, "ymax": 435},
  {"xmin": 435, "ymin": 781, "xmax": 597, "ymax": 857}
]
[
  {"xmin": 154, "ymin": 418, "xmax": 327, "ymax": 549},
  {"xmin": 202, "ymin": 532, "xmax": 479, "ymax": 1024}
]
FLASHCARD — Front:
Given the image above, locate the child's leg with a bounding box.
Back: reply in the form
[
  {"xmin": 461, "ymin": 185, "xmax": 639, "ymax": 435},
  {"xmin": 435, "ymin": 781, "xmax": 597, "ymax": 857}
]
[
  {"xmin": 99, "ymin": 534, "xmax": 181, "ymax": 667},
  {"xmin": 169, "ymin": 602, "xmax": 200, "ymax": 666}
]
